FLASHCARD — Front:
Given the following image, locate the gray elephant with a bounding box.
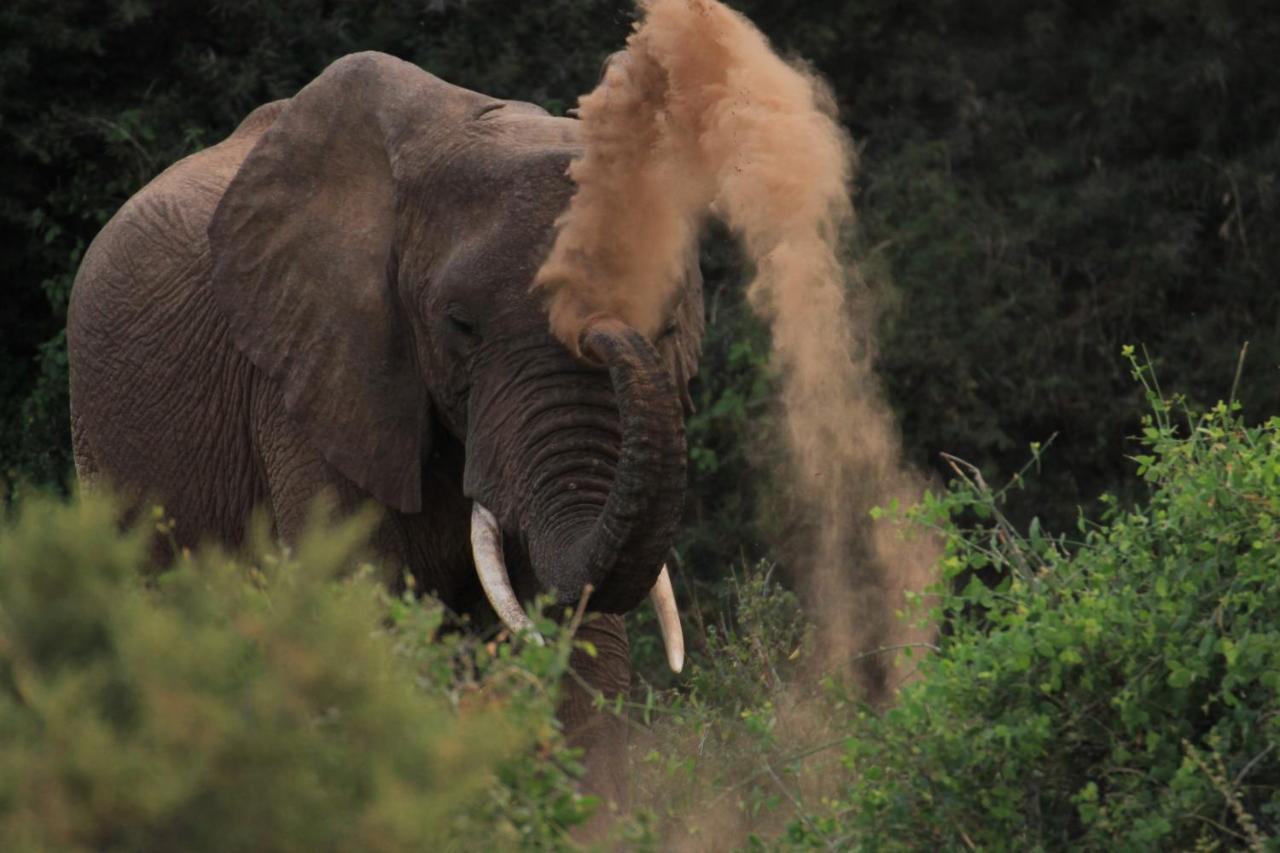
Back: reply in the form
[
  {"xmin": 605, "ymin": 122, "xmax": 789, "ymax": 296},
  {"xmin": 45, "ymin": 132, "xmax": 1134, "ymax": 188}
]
[{"xmin": 67, "ymin": 52, "xmax": 702, "ymax": 810}]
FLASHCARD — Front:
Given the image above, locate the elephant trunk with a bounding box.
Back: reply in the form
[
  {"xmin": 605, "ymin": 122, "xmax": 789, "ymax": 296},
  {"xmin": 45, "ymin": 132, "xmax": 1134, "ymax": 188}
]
[
  {"xmin": 525, "ymin": 318, "xmax": 686, "ymax": 613},
  {"xmin": 463, "ymin": 317, "xmax": 685, "ymax": 660}
]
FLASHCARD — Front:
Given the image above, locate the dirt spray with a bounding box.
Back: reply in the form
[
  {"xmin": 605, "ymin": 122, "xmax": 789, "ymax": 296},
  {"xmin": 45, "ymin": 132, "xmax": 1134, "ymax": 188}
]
[{"xmin": 537, "ymin": 0, "xmax": 939, "ymax": 701}]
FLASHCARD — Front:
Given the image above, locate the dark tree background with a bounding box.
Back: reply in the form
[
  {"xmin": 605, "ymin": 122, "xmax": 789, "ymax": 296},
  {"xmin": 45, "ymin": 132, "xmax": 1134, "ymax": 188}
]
[{"xmin": 3, "ymin": 0, "xmax": 1277, "ymax": 572}]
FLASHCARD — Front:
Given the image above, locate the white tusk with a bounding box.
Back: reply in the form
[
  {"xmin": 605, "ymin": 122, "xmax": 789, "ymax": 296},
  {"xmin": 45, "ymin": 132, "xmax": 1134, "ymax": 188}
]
[
  {"xmin": 470, "ymin": 503, "xmax": 544, "ymax": 646},
  {"xmin": 650, "ymin": 564, "xmax": 684, "ymax": 673}
]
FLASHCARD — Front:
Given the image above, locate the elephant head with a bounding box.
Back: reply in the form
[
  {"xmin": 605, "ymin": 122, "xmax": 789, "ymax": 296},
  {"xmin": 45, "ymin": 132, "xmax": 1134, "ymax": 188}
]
[{"xmin": 207, "ymin": 53, "xmax": 699, "ymax": 665}]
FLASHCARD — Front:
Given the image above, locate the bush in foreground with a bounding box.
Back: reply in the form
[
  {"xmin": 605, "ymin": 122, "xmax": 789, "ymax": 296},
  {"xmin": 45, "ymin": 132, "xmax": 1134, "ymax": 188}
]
[
  {"xmin": 0, "ymin": 499, "xmax": 591, "ymax": 851},
  {"xmin": 632, "ymin": 356, "xmax": 1278, "ymax": 850},
  {"xmin": 822, "ymin": 356, "xmax": 1279, "ymax": 848},
  {"xmin": 3, "ymin": 353, "xmax": 1277, "ymax": 851}
]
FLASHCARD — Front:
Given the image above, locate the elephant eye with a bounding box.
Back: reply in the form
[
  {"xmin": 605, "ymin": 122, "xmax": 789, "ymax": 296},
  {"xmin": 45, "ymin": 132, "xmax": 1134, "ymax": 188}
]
[
  {"xmin": 446, "ymin": 307, "xmax": 478, "ymax": 339},
  {"xmin": 656, "ymin": 319, "xmax": 678, "ymax": 341}
]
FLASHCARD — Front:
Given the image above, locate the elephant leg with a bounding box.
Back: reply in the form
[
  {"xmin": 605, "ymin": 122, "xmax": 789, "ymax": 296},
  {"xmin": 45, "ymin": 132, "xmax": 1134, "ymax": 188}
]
[
  {"xmin": 70, "ymin": 410, "xmax": 100, "ymax": 492},
  {"xmin": 249, "ymin": 380, "xmax": 478, "ymax": 605},
  {"xmin": 250, "ymin": 384, "xmax": 405, "ymax": 570},
  {"xmin": 560, "ymin": 612, "xmax": 632, "ymax": 825}
]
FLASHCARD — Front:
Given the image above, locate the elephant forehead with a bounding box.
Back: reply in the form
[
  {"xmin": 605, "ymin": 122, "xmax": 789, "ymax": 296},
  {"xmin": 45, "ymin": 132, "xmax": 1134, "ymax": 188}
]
[
  {"xmin": 470, "ymin": 99, "xmax": 582, "ymax": 147},
  {"xmin": 475, "ymin": 144, "xmax": 579, "ymax": 207},
  {"xmin": 432, "ymin": 216, "xmax": 556, "ymax": 296},
  {"xmin": 407, "ymin": 144, "xmax": 577, "ymax": 259}
]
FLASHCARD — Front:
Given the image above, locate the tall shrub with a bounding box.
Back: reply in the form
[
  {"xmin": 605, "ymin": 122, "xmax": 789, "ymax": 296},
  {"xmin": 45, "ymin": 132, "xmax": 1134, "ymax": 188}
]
[{"xmin": 0, "ymin": 497, "xmax": 592, "ymax": 850}]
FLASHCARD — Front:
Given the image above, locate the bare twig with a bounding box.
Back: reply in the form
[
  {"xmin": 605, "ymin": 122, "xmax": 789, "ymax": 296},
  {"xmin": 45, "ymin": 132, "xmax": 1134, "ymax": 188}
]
[
  {"xmin": 1229, "ymin": 341, "xmax": 1250, "ymax": 407},
  {"xmin": 840, "ymin": 641, "xmax": 940, "ymax": 667},
  {"xmin": 762, "ymin": 760, "xmax": 833, "ymax": 848},
  {"xmin": 1232, "ymin": 742, "xmax": 1275, "ymax": 791},
  {"xmin": 939, "ymin": 452, "xmax": 1034, "ymax": 576},
  {"xmin": 569, "ymin": 583, "xmax": 594, "ymax": 634},
  {"xmin": 1184, "ymin": 738, "xmax": 1268, "ymax": 851}
]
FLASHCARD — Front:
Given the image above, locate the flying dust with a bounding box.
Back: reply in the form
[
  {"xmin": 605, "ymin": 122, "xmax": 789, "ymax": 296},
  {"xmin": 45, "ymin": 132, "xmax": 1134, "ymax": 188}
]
[
  {"xmin": 538, "ymin": 0, "xmax": 939, "ymax": 693},
  {"xmin": 535, "ymin": 0, "xmax": 943, "ymax": 842},
  {"xmin": 538, "ymin": 0, "xmax": 940, "ymax": 699}
]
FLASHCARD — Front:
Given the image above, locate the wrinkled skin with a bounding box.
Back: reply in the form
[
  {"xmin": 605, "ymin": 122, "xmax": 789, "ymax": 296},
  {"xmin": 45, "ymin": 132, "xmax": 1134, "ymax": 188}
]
[{"xmin": 67, "ymin": 53, "xmax": 703, "ymax": 814}]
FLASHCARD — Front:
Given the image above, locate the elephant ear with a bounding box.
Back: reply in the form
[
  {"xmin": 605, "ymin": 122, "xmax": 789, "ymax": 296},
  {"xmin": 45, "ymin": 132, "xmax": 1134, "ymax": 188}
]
[
  {"xmin": 658, "ymin": 250, "xmax": 706, "ymax": 415},
  {"xmin": 209, "ymin": 52, "xmax": 467, "ymax": 514}
]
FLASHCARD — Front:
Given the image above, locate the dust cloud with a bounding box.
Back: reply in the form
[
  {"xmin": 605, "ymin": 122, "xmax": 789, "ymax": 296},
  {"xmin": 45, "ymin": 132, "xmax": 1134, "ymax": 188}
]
[{"xmin": 537, "ymin": 0, "xmax": 939, "ymax": 692}]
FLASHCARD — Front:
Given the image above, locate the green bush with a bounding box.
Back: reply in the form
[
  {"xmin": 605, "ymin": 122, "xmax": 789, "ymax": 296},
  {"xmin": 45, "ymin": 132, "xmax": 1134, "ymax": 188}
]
[
  {"xmin": 625, "ymin": 355, "xmax": 1279, "ymax": 850},
  {"xmin": 790, "ymin": 354, "xmax": 1280, "ymax": 849},
  {"xmin": 3, "ymin": 355, "xmax": 1278, "ymax": 850},
  {"xmin": 622, "ymin": 563, "xmax": 850, "ymax": 849},
  {"xmin": 0, "ymin": 496, "xmax": 593, "ymax": 851}
]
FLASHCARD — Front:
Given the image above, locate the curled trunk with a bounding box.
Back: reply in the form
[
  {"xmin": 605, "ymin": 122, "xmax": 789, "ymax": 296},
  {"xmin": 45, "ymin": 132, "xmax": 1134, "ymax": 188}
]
[
  {"xmin": 464, "ymin": 318, "xmax": 685, "ymax": 615},
  {"xmin": 527, "ymin": 318, "xmax": 685, "ymax": 613}
]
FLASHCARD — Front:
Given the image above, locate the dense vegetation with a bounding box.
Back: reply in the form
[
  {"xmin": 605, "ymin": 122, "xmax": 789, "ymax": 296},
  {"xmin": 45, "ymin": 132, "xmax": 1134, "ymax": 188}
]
[
  {"xmin": 4, "ymin": 0, "xmax": 1278, "ymax": 541},
  {"xmin": 4, "ymin": 363, "xmax": 1276, "ymax": 848},
  {"xmin": 3, "ymin": 0, "xmax": 1278, "ymax": 848},
  {"xmin": 0, "ymin": 499, "xmax": 597, "ymax": 849}
]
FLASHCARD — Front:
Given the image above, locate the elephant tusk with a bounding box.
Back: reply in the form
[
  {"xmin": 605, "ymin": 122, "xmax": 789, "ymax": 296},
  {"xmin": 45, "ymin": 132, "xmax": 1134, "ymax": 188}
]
[
  {"xmin": 650, "ymin": 564, "xmax": 684, "ymax": 673},
  {"xmin": 470, "ymin": 503, "xmax": 544, "ymax": 646}
]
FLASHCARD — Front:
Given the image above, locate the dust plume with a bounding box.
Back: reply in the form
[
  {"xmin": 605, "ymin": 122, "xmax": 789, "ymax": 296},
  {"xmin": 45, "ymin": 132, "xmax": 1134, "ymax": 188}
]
[
  {"xmin": 533, "ymin": 27, "xmax": 714, "ymax": 350},
  {"xmin": 538, "ymin": 0, "xmax": 939, "ymax": 688}
]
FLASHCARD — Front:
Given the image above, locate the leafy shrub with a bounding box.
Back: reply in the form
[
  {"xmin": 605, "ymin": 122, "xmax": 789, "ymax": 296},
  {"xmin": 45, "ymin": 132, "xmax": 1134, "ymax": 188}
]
[
  {"xmin": 783, "ymin": 354, "xmax": 1280, "ymax": 849},
  {"xmin": 625, "ymin": 355, "xmax": 1279, "ymax": 850},
  {"xmin": 0, "ymin": 496, "xmax": 593, "ymax": 851},
  {"xmin": 4, "ymin": 354, "xmax": 1278, "ymax": 850},
  {"xmin": 626, "ymin": 565, "xmax": 844, "ymax": 847}
]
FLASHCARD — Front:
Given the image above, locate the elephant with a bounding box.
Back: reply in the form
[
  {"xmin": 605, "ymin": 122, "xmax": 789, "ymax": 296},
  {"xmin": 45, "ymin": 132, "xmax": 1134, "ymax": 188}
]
[{"xmin": 67, "ymin": 52, "xmax": 703, "ymax": 813}]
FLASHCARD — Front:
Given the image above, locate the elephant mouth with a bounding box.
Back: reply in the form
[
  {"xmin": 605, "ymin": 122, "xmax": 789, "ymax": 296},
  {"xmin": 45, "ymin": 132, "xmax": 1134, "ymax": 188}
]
[
  {"xmin": 462, "ymin": 317, "xmax": 687, "ymax": 672},
  {"xmin": 469, "ymin": 501, "xmax": 684, "ymax": 672}
]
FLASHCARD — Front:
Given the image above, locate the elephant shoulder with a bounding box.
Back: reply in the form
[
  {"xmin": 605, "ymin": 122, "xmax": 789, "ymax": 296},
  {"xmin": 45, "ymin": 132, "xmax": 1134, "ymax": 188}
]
[
  {"xmin": 69, "ymin": 98, "xmax": 293, "ymax": 371},
  {"xmin": 74, "ymin": 100, "xmax": 290, "ymax": 298},
  {"xmin": 231, "ymin": 99, "xmax": 289, "ymax": 141},
  {"xmin": 146, "ymin": 99, "xmax": 289, "ymax": 218}
]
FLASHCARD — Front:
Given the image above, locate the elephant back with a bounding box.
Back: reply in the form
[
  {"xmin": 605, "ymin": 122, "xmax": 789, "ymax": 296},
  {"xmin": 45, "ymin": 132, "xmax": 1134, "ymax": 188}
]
[{"xmin": 67, "ymin": 100, "xmax": 289, "ymax": 544}]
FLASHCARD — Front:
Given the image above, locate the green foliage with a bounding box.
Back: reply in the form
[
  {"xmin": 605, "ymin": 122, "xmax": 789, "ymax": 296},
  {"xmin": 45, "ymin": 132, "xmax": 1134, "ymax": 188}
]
[
  {"xmin": 623, "ymin": 359, "xmax": 1280, "ymax": 849},
  {"xmin": 625, "ymin": 565, "xmax": 848, "ymax": 847},
  {"xmin": 832, "ymin": 0, "xmax": 1280, "ymax": 532},
  {"xmin": 680, "ymin": 225, "xmax": 778, "ymax": 575},
  {"xmin": 776, "ymin": 357, "xmax": 1279, "ymax": 849},
  {"xmin": 5, "ymin": 0, "xmax": 1279, "ymax": 562},
  {"xmin": 2, "ymin": 363, "xmax": 1278, "ymax": 848},
  {"xmin": 0, "ymin": 495, "xmax": 593, "ymax": 851}
]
